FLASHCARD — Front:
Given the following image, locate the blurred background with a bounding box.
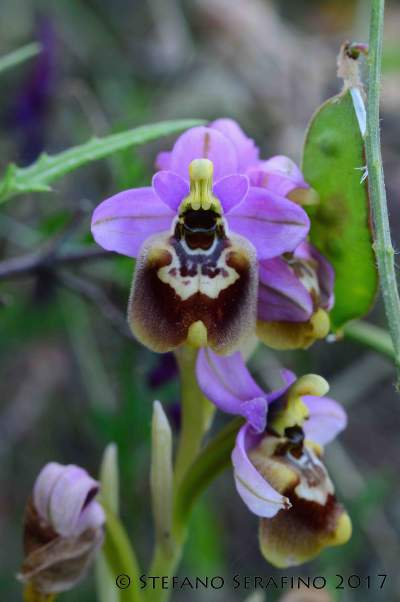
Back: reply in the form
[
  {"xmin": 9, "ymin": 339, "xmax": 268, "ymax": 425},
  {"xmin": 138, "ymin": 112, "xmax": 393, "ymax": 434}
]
[{"xmin": 1, "ymin": 1, "xmax": 400, "ymax": 601}]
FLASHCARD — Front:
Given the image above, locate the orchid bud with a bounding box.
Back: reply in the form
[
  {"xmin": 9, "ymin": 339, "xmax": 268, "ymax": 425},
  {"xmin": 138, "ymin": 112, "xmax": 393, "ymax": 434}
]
[{"xmin": 19, "ymin": 463, "xmax": 105, "ymax": 598}]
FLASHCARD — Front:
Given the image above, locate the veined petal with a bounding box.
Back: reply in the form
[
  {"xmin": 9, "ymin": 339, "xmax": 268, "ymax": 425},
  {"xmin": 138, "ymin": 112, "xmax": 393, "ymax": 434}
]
[
  {"xmin": 196, "ymin": 349, "xmax": 267, "ymax": 431},
  {"xmin": 258, "ymin": 257, "xmax": 313, "ymax": 322},
  {"xmin": 213, "ymin": 174, "xmax": 249, "ymax": 213},
  {"xmin": 232, "ymin": 424, "xmax": 290, "ymax": 518},
  {"xmin": 303, "ymin": 395, "xmax": 347, "ymax": 445},
  {"xmin": 91, "ymin": 188, "xmax": 174, "ymax": 258},
  {"xmin": 248, "ymin": 155, "xmax": 308, "ymax": 196},
  {"xmin": 226, "ymin": 188, "xmax": 310, "ymax": 259},
  {"xmin": 152, "ymin": 171, "xmax": 189, "ymax": 211},
  {"xmin": 169, "ymin": 126, "xmax": 238, "ymax": 181},
  {"xmin": 295, "ymin": 242, "xmax": 335, "ymax": 311},
  {"xmin": 210, "ymin": 118, "xmax": 260, "ymax": 172}
]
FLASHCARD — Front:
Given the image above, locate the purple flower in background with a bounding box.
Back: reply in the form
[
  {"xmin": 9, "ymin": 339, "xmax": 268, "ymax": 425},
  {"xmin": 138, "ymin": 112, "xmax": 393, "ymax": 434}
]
[
  {"xmin": 147, "ymin": 352, "xmax": 178, "ymax": 389},
  {"xmin": 19, "ymin": 463, "xmax": 104, "ymax": 596},
  {"xmin": 8, "ymin": 18, "xmax": 56, "ymax": 164},
  {"xmin": 92, "ymin": 120, "xmax": 311, "ymax": 354},
  {"xmin": 196, "ymin": 349, "xmax": 351, "ymax": 567}
]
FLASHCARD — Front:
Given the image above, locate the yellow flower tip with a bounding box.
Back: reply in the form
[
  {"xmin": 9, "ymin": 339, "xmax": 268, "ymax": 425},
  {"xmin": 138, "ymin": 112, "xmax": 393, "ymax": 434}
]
[
  {"xmin": 311, "ymin": 308, "xmax": 330, "ymax": 340},
  {"xmin": 256, "ymin": 310, "xmax": 330, "ymax": 351},
  {"xmin": 289, "ymin": 374, "xmax": 330, "ymax": 399},
  {"xmin": 189, "ymin": 158, "xmax": 213, "ymax": 181},
  {"xmin": 271, "ymin": 373, "xmax": 329, "ymax": 434},
  {"xmin": 186, "ymin": 320, "xmax": 208, "ymax": 348},
  {"xmin": 287, "ymin": 186, "xmax": 320, "ymax": 206},
  {"xmin": 271, "ymin": 397, "xmax": 309, "ymax": 436},
  {"xmin": 179, "ymin": 159, "xmax": 222, "ymax": 214},
  {"xmin": 331, "ymin": 512, "xmax": 352, "ymax": 546}
]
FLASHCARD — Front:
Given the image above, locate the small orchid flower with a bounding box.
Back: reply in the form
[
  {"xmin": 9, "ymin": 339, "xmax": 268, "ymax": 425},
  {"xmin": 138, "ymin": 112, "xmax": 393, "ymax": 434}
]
[
  {"xmin": 196, "ymin": 349, "xmax": 351, "ymax": 567},
  {"xmin": 92, "ymin": 122, "xmax": 310, "ymax": 354},
  {"xmin": 19, "ymin": 463, "xmax": 105, "ymax": 596},
  {"xmin": 257, "ymin": 241, "xmax": 335, "ymax": 349}
]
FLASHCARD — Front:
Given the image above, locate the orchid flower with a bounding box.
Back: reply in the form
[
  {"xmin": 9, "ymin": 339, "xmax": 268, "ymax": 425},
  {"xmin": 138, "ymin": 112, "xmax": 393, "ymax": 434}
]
[
  {"xmin": 91, "ymin": 120, "xmax": 318, "ymax": 354},
  {"xmin": 196, "ymin": 349, "xmax": 351, "ymax": 567},
  {"xmin": 19, "ymin": 463, "xmax": 105, "ymax": 596}
]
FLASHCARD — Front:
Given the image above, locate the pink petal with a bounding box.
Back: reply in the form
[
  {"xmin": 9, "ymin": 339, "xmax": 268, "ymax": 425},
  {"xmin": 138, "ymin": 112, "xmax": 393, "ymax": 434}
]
[
  {"xmin": 169, "ymin": 126, "xmax": 238, "ymax": 181},
  {"xmin": 91, "ymin": 187, "xmax": 174, "ymax": 258},
  {"xmin": 48, "ymin": 465, "xmax": 101, "ymax": 537},
  {"xmin": 152, "ymin": 171, "xmax": 189, "ymax": 211},
  {"xmin": 303, "ymin": 395, "xmax": 347, "ymax": 445},
  {"xmin": 210, "ymin": 118, "xmax": 260, "ymax": 172},
  {"xmin": 155, "ymin": 150, "xmax": 172, "ymax": 171},
  {"xmin": 226, "ymin": 187, "xmax": 310, "ymax": 259},
  {"xmin": 33, "ymin": 462, "xmax": 66, "ymax": 522},
  {"xmin": 248, "ymin": 155, "xmax": 308, "ymax": 196},
  {"xmin": 196, "ymin": 348, "xmax": 267, "ymax": 432},
  {"xmin": 213, "ymin": 174, "xmax": 249, "ymax": 212},
  {"xmin": 232, "ymin": 424, "xmax": 289, "ymax": 517},
  {"xmin": 258, "ymin": 257, "xmax": 313, "ymax": 322}
]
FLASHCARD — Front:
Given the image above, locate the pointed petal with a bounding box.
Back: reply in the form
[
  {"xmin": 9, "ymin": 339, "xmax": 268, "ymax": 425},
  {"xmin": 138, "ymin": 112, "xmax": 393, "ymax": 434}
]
[
  {"xmin": 232, "ymin": 425, "xmax": 289, "ymax": 517},
  {"xmin": 294, "ymin": 242, "xmax": 335, "ymax": 311},
  {"xmin": 226, "ymin": 188, "xmax": 310, "ymax": 259},
  {"xmin": 91, "ymin": 187, "xmax": 174, "ymax": 258},
  {"xmin": 169, "ymin": 126, "xmax": 238, "ymax": 181},
  {"xmin": 213, "ymin": 174, "xmax": 249, "ymax": 213},
  {"xmin": 248, "ymin": 155, "xmax": 308, "ymax": 196},
  {"xmin": 196, "ymin": 349, "xmax": 267, "ymax": 431},
  {"xmin": 303, "ymin": 395, "xmax": 347, "ymax": 445},
  {"xmin": 210, "ymin": 118, "xmax": 259, "ymax": 172},
  {"xmin": 152, "ymin": 171, "xmax": 189, "ymax": 211},
  {"xmin": 258, "ymin": 257, "xmax": 313, "ymax": 322}
]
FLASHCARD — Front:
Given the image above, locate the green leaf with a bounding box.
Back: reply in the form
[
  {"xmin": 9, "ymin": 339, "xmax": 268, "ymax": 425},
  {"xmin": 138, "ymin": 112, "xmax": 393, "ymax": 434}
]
[
  {"xmin": 0, "ymin": 119, "xmax": 205, "ymax": 204},
  {"xmin": 0, "ymin": 42, "xmax": 41, "ymax": 75},
  {"xmin": 302, "ymin": 90, "xmax": 378, "ymax": 330},
  {"xmin": 174, "ymin": 417, "xmax": 242, "ymax": 530}
]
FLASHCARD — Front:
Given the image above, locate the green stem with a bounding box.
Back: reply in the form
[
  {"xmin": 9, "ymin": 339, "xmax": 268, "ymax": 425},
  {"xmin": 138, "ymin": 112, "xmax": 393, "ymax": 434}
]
[
  {"xmin": 173, "ymin": 346, "xmax": 213, "ymax": 485},
  {"xmin": 102, "ymin": 504, "xmax": 143, "ymax": 602},
  {"xmin": 145, "ymin": 347, "xmax": 230, "ymax": 602},
  {"xmin": 174, "ymin": 417, "xmax": 243, "ymax": 529},
  {"xmin": 366, "ymin": 0, "xmax": 400, "ymax": 384},
  {"xmin": 343, "ymin": 320, "xmax": 395, "ymax": 362}
]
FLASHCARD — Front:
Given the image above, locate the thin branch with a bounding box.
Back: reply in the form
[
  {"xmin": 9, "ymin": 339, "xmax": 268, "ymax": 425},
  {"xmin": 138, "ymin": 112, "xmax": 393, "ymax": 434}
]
[
  {"xmin": 0, "ymin": 246, "xmax": 110, "ymax": 280},
  {"xmin": 365, "ymin": 0, "xmax": 400, "ymax": 384},
  {"xmin": 343, "ymin": 320, "xmax": 395, "ymax": 363}
]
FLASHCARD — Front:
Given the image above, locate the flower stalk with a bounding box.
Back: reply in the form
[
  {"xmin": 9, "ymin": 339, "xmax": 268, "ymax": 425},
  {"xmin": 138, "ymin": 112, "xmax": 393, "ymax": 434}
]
[
  {"xmin": 173, "ymin": 346, "xmax": 214, "ymax": 484},
  {"xmin": 366, "ymin": 0, "xmax": 400, "ymax": 384}
]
